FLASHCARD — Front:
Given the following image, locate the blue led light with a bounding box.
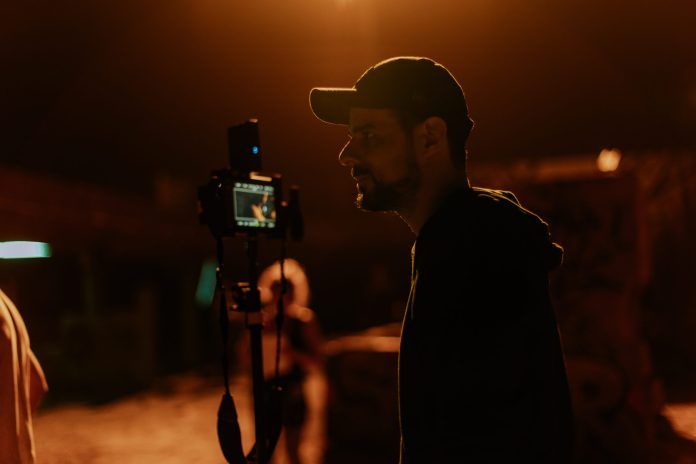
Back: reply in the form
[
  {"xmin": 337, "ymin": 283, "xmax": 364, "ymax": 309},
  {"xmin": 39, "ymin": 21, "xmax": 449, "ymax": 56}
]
[{"xmin": 252, "ymin": 146, "xmax": 260, "ymax": 155}]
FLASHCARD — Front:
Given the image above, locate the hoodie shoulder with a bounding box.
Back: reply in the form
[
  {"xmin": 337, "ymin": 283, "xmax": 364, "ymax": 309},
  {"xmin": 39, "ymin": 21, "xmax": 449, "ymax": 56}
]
[
  {"xmin": 469, "ymin": 187, "xmax": 564, "ymax": 271},
  {"xmin": 472, "ymin": 187, "xmax": 519, "ymax": 205}
]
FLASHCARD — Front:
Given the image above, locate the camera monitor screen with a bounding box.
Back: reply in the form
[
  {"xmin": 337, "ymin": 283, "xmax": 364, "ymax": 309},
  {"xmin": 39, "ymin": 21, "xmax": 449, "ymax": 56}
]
[{"xmin": 232, "ymin": 181, "xmax": 277, "ymax": 229}]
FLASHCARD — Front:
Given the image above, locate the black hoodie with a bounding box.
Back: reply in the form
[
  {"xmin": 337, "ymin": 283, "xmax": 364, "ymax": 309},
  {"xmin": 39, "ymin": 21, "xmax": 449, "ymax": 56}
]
[{"xmin": 398, "ymin": 187, "xmax": 573, "ymax": 463}]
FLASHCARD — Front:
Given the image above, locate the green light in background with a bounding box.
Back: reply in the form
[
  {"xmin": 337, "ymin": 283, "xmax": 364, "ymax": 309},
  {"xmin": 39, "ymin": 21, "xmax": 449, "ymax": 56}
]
[
  {"xmin": 196, "ymin": 259, "xmax": 217, "ymax": 306},
  {"xmin": 0, "ymin": 241, "xmax": 52, "ymax": 259}
]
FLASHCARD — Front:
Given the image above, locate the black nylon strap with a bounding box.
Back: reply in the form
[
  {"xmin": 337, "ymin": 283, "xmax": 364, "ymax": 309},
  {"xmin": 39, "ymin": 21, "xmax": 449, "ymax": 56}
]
[{"xmin": 216, "ymin": 237, "xmax": 231, "ymax": 396}]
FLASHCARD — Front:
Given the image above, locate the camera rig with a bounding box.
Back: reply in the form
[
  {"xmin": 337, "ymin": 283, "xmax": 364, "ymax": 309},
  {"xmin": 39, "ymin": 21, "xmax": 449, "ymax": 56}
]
[
  {"xmin": 198, "ymin": 119, "xmax": 302, "ymax": 240},
  {"xmin": 198, "ymin": 119, "xmax": 302, "ymax": 464}
]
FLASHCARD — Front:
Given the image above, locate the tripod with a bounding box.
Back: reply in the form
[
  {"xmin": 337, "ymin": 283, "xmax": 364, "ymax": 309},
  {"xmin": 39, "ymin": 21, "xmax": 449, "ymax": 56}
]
[{"xmin": 215, "ymin": 236, "xmax": 286, "ymax": 464}]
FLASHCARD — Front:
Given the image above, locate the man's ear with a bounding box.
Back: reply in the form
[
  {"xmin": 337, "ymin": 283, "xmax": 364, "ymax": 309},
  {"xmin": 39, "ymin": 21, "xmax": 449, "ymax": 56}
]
[{"xmin": 422, "ymin": 116, "xmax": 447, "ymax": 154}]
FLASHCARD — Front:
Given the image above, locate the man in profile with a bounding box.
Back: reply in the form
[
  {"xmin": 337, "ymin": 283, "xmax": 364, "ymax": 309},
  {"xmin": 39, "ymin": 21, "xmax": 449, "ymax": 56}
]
[{"xmin": 309, "ymin": 57, "xmax": 573, "ymax": 462}]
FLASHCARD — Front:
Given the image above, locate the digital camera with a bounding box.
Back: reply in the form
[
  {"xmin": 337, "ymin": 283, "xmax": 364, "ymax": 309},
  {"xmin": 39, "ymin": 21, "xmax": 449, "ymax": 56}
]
[{"xmin": 198, "ymin": 119, "xmax": 292, "ymax": 238}]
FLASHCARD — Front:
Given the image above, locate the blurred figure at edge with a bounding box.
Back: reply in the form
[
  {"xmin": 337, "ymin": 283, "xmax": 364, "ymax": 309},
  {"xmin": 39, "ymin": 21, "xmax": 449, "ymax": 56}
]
[{"xmin": 1, "ymin": 289, "xmax": 48, "ymax": 464}]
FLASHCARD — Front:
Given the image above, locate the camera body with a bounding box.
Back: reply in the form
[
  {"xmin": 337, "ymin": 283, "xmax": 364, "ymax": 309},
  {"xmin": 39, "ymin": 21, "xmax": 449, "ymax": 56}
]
[
  {"xmin": 199, "ymin": 170, "xmax": 283, "ymax": 238},
  {"xmin": 198, "ymin": 119, "xmax": 300, "ymax": 239}
]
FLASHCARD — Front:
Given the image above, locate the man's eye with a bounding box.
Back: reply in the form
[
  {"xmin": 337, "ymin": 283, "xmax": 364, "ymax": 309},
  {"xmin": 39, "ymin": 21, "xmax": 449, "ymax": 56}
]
[{"xmin": 348, "ymin": 131, "xmax": 379, "ymax": 146}]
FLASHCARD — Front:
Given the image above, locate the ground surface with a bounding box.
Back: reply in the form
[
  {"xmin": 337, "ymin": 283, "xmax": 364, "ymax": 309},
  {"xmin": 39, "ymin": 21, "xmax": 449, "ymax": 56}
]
[
  {"xmin": 34, "ymin": 373, "xmax": 327, "ymax": 464},
  {"xmin": 34, "ymin": 373, "xmax": 694, "ymax": 464}
]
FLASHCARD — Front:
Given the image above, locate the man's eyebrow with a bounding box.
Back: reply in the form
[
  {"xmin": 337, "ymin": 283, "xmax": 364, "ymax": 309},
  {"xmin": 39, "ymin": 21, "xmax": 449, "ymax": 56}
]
[{"xmin": 349, "ymin": 122, "xmax": 377, "ymax": 134}]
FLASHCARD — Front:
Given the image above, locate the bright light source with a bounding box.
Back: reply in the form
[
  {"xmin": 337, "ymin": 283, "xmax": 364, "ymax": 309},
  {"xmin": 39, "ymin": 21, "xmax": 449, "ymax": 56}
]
[
  {"xmin": 0, "ymin": 241, "xmax": 52, "ymax": 259},
  {"xmin": 597, "ymin": 149, "xmax": 622, "ymax": 173}
]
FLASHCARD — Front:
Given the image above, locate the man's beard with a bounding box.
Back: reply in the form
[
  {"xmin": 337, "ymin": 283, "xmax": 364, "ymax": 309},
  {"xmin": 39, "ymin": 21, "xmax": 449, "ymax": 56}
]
[{"xmin": 356, "ymin": 155, "xmax": 421, "ymax": 213}]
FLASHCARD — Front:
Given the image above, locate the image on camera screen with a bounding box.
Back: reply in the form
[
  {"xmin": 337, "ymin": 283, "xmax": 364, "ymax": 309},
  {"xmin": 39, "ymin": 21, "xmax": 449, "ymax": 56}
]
[{"xmin": 233, "ymin": 182, "xmax": 277, "ymax": 229}]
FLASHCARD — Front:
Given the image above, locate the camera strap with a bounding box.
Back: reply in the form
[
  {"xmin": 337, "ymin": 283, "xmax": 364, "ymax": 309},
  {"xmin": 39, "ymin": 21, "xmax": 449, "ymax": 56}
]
[
  {"xmin": 215, "ymin": 237, "xmax": 246, "ymax": 463},
  {"xmin": 274, "ymin": 241, "xmax": 287, "ymax": 380},
  {"xmin": 216, "ymin": 237, "xmax": 231, "ymax": 396}
]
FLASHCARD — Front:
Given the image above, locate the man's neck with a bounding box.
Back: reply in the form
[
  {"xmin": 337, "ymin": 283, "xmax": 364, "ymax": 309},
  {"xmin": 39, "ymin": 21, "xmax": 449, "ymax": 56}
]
[{"xmin": 398, "ymin": 178, "xmax": 470, "ymax": 235}]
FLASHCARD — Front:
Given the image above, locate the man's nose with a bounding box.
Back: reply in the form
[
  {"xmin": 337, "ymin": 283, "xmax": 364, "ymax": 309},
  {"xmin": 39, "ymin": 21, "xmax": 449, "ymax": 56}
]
[{"xmin": 338, "ymin": 139, "xmax": 357, "ymax": 167}]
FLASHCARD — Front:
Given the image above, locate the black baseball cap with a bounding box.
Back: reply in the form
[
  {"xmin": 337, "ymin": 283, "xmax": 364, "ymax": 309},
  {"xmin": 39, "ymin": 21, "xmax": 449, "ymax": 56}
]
[{"xmin": 310, "ymin": 56, "xmax": 473, "ymax": 130}]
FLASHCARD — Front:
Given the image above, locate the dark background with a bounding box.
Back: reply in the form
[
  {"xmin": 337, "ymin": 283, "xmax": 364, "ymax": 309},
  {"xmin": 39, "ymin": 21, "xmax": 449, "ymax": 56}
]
[
  {"xmin": 2, "ymin": 0, "xmax": 695, "ymax": 396},
  {"xmin": 3, "ymin": 0, "xmax": 695, "ymax": 190}
]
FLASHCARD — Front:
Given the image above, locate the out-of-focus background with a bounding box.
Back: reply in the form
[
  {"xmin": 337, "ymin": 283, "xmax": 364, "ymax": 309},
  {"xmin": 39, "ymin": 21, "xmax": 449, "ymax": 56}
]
[{"xmin": 2, "ymin": 0, "xmax": 696, "ymax": 462}]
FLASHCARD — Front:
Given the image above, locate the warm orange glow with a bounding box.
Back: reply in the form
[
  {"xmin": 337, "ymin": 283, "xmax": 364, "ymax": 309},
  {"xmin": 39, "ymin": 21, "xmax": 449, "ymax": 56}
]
[{"xmin": 597, "ymin": 149, "xmax": 622, "ymax": 173}]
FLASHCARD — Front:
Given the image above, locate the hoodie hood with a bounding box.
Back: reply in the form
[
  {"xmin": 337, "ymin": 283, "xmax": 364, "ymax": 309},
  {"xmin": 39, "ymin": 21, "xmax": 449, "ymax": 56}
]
[
  {"xmin": 479, "ymin": 188, "xmax": 564, "ymax": 271},
  {"xmin": 418, "ymin": 187, "xmax": 564, "ymax": 272}
]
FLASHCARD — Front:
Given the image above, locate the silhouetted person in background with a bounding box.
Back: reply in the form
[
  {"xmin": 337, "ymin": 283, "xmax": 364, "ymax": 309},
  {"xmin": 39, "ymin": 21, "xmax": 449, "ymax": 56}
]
[
  {"xmin": 310, "ymin": 57, "xmax": 573, "ymax": 463},
  {"xmin": 1, "ymin": 289, "xmax": 48, "ymax": 464},
  {"xmin": 236, "ymin": 259, "xmax": 324, "ymax": 464}
]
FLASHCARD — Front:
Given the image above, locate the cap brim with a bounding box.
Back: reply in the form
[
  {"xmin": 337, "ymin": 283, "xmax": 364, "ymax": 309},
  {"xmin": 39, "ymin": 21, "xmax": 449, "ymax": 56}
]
[{"xmin": 309, "ymin": 87, "xmax": 357, "ymax": 125}]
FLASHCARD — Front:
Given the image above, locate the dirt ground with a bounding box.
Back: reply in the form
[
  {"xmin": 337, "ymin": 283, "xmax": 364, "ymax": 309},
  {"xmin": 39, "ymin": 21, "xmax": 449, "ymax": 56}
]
[
  {"xmin": 34, "ymin": 373, "xmax": 327, "ymax": 464},
  {"xmin": 34, "ymin": 373, "xmax": 695, "ymax": 464}
]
